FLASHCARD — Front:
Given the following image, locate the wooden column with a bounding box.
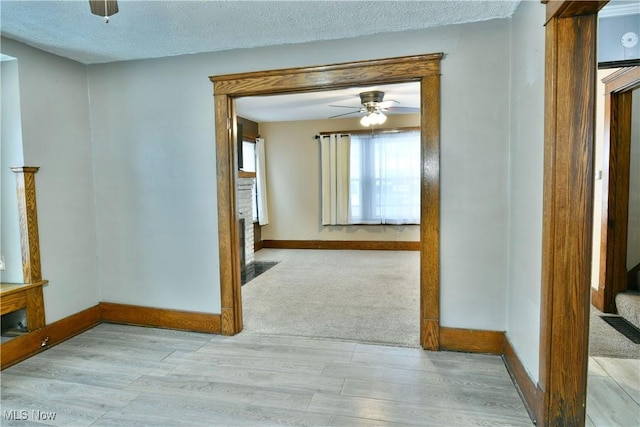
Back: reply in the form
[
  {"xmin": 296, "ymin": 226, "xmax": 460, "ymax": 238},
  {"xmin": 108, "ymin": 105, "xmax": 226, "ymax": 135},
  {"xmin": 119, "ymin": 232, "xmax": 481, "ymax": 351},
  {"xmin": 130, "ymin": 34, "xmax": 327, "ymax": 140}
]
[
  {"xmin": 539, "ymin": 1, "xmax": 606, "ymax": 425},
  {"xmin": 420, "ymin": 72, "xmax": 441, "ymax": 351},
  {"xmin": 214, "ymin": 95, "xmax": 243, "ymax": 336},
  {"xmin": 11, "ymin": 167, "xmax": 42, "ymax": 284},
  {"xmin": 10, "ymin": 166, "xmax": 45, "ymax": 330}
]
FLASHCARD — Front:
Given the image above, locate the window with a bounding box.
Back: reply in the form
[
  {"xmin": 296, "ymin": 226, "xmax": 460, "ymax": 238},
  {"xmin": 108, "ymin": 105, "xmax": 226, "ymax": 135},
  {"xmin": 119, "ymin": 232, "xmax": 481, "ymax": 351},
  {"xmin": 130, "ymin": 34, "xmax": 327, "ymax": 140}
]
[
  {"xmin": 241, "ymin": 141, "xmax": 256, "ymax": 173},
  {"xmin": 240, "ymin": 140, "xmax": 259, "ymax": 221},
  {"xmin": 349, "ymin": 130, "xmax": 420, "ymax": 224}
]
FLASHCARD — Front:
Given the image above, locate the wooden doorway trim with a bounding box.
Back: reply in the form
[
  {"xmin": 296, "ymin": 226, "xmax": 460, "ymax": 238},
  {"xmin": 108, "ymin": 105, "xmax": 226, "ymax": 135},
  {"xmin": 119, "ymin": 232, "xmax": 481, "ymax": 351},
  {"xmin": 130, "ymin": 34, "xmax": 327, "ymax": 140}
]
[
  {"xmin": 593, "ymin": 67, "xmax": 640, "ymax": 313},
  {"xmin": 209, "ymin": 53, "xmax": 443, "ymax": 349},
  {"xmin": 538, "ymin": 1, "xmax": 608, "ymax": 425}
]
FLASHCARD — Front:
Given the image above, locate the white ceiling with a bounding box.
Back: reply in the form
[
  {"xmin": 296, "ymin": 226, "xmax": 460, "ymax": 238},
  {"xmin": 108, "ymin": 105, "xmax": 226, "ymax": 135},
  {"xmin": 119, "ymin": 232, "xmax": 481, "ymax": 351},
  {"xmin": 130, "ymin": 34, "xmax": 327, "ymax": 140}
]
[
  {"xmin": 1, "ymin": 0, "xmax": 523, "ymax": 122},
  {"xmin": 1, "ymin": 1, "xmax": 520, "ymax": 64},
  {"xmin": 236, "ymin": 82, "xmax": 421, "ymax": 123}
]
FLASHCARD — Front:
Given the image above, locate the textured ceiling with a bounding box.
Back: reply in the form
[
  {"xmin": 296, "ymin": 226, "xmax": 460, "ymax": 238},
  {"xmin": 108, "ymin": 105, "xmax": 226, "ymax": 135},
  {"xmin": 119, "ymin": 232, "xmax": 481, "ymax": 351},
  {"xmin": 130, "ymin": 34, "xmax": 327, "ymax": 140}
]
[
  {"xmin": 1, "ymin": 0, "xmax": 522, "ymax": 122},
  {"xmin": 1, "ymin": 0, "xmax": 520, "ymax": 64}
]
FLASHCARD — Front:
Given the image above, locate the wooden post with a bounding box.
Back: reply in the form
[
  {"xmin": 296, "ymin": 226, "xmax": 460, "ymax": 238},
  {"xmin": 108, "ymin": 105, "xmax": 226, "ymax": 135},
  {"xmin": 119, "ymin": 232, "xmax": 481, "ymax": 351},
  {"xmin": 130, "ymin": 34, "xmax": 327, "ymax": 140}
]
[
  {"xmin": 539, "ymin": 1, "xmax": 606, "ymax": 425},
  {"xmin": 11, "ymin": 166, "xmax": 45, "ymax": 330},
  {"xmin": 11, "ymin": 167, "xmax": 42, "ymax": 284}
]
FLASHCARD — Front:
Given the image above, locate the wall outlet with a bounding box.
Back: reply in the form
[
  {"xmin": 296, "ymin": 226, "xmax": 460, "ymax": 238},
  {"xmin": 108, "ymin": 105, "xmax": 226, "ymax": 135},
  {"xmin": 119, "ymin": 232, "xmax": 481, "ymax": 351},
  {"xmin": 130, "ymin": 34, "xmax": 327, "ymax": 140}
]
[{"xmin": 0, "ymin": 255, "xmax": 5, "ymax": 271}]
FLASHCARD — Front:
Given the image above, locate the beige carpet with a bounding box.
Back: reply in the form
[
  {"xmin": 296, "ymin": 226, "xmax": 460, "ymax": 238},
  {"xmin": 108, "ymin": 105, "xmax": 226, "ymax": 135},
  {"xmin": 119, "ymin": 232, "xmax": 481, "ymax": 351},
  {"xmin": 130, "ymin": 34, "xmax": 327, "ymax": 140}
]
[
  {"xmin": 590, "ymin": 304, "xmax": 640, "ymax": 359},
  {"xmin": 240, "ymin": 249, "xmax": 420, "ymax": 347}
]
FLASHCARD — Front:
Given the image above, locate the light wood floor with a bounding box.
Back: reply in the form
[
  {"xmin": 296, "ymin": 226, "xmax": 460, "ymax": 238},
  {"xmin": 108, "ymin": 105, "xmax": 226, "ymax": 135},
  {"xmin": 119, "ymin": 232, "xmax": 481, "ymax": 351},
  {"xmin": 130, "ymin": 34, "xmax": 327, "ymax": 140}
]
[
  {"xmin": 587, "ymin": 356, "xmax": 640, "ymax": 427},
  {"xmin": 1, "ymin": 323, "xmax": 533, "ymax": 426}
]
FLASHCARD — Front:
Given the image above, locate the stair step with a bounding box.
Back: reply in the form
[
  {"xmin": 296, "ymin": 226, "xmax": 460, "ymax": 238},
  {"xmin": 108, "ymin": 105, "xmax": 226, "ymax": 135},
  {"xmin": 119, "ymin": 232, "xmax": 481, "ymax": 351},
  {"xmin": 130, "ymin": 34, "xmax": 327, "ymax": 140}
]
[{"xmin": 616, "ymin": 291, "xmax": 640, "ymax": 330}]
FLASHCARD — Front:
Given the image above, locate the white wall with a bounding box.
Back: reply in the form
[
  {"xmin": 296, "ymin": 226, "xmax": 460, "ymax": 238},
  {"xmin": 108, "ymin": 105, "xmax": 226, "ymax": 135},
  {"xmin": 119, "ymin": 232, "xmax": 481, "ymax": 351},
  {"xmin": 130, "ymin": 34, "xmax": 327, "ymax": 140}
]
[
  {"xmin": 87, "ymin": 57, "xmax": 220, "ymax": 311},
  {"xmin": 505, "ymin": 0, "xmax": 546, "ymax": 382},
  {"xmin": 259, "ymin": 114, "xmax": 420, "ymax": 242},
  {"xmin": 0, "ymin": 38, "xmax": 99, "ymax": 323},
  {"xmin": 88, "ymin": 18, "xmax": 512, "ymax": 329},
  {"xmin": 1, "ymin": 57, "xmax": 25, "ymax": 283}
]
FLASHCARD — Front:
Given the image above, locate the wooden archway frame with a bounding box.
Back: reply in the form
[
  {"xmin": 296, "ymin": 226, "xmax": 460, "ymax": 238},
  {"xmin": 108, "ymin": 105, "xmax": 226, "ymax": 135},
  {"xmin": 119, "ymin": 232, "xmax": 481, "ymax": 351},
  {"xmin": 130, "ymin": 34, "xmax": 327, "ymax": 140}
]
[
  {"xmin": 536, "ymin": 1, "xmax": 610, "ymax": 425},
  {"xmin": 593, "ymin": 67, "xmax": 640, "ymax": 313},
  {"xmin": 210, "ymin": 53, "xmax": 443, "ymax": 349}
]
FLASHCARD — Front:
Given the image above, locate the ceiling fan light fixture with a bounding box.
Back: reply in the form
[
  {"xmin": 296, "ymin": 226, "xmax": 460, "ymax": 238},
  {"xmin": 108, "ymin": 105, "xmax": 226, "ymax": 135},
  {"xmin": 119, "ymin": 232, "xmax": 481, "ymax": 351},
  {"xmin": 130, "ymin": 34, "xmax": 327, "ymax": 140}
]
[
  {"xmin": 361, "ymin": 111, "xmax": 386, "ymax": 127},
  {"xmin": 374, "ymin": 111, "xmax": 387, "ymax": 125}
]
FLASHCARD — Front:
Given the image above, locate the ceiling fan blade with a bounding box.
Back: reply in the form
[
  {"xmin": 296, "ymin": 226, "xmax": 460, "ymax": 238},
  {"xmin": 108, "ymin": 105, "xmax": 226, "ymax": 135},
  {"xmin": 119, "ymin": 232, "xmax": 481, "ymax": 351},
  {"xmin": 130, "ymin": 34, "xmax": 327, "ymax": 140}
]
[
  {"xmin": 383, "ymin": 106, "xmax": 420, "ymax": 112},
  {"xmin": 329, "ymin": 111, "xmax": 363, "ymax": 119},
  {"xmin": 328, "ymin": 104, "xmax": 363, "ymax": 109},
  {"xmin": 377, "ymin": 100, "xmax": 399, "ymax": 108}
]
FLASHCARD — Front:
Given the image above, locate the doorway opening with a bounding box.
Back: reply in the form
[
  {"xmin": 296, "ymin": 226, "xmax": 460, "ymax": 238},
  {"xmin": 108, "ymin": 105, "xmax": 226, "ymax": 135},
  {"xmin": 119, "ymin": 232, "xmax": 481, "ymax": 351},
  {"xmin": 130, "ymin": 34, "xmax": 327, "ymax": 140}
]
[
  {"xmin": 210, "ymin": 53, "xmax": 443, "ymax": 350},
  {"xmin": 234, "ymin": 83, "xmax": 421, "ymax": 346},
  {"xmin": 589, "ymin": 67, "xmax": 640, "ymax": 353}
]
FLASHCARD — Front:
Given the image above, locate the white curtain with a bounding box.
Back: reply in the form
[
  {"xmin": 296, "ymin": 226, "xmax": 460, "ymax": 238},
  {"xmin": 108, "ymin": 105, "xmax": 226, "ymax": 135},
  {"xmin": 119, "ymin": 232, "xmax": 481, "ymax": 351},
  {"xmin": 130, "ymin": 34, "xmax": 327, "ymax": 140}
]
[
  {"xmin": 255, "ymin": 138, "xmax": 269, "ymax": 225},
  {"xmin": 349, "ymin": 130, "xmax": 420, "ymax": 224},
  {"xmin": 320, "ymin": 134, "xmax": 351, "ymax": 225}
]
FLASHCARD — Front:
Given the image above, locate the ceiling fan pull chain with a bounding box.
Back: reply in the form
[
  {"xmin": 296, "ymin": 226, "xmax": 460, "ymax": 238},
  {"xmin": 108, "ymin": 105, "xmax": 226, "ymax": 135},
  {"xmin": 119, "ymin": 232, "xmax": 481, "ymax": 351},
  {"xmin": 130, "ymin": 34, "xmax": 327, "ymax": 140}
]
[{"xmin": 103, "ymin": 0, "xmax": 110, "ymax": 23}]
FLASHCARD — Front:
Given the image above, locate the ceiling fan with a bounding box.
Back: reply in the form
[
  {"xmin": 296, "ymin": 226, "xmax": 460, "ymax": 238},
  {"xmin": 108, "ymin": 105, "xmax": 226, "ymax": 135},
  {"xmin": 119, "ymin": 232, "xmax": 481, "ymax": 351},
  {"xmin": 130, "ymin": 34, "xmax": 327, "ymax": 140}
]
[
  {"xmin": 90, "ymin": 0, "xmax": 119, "ymax": 23},
  {"xmin": 329, "ymin": 90, "xmax": 419, "ymax": 126}
]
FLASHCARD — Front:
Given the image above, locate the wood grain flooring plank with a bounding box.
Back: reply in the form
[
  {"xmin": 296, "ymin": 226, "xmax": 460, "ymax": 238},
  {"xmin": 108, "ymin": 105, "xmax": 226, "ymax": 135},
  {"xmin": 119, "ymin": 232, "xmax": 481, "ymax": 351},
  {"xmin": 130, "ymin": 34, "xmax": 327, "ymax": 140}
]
[
  {"xmin": 0, "ymin": 374, "xmax": 139, "ymax": 426},
  {"xmin": 97, "ymin": 392, "xmax": 333, "ymax": 427},
  {"xmin": 96, "ymin": 322, "xmax": 213, "ymax": 342},
  {"xmin": 322, "ymin": 362, "xmax": 515, "ymax": 391},
  {"xmin": 51, "ymin": 337, "xmax": 176, "ymax": 361},
  {"xmin": 591, "ymin": 357, "xmax": 640, "ymax": 405},
  {"xmin": 228, "ymin": 333, "xmax": 359, "ymax": 352},
  {"xmin": 39, "ymin": 346, "xmax": 177, "ymax": 377},
  {"xmin": 352, "ymin": 342, "xmax": 486, "ymax": 363},
  {"xmin": 586, "ymin": 376, "xmax": 640, "ymax": 427},
  {"xmin": 588, "ymin": 357, "xmax": 609, "ymax": 377},
  {"xmin": 1, "ymin": 393, "xmax": 99, "ymax": 426},
  {"xmin": 341, "ymin": 378, "xmax": 529, "ymax": 416},
  {"xmin": 61, "ymin": 334, "xmax": 182, "ymax": 353},
  {"xmin": 3, "ymin": 357, "xmax": 139, "ymax": 389},
  {"xmin": 80, "ymin": 328, "xmax": 210, "ymax": 352},
  {"xmin": 194, "ymin": 340, "xmax": 354, "ymax": 364},
  {"xmin": 163, "ymin": 350, "xmax": 329, "ymax": 376},
  {"xmin": 308, "ymin": 392, "xmax": 532, "ymax": 426},
  {"xmin": 351, "ymin": 348, "xmax": 508, "ymax": 376},
  {"xmin": 0, "ymin": 373, "xmax": 139, "ymax": 406},
  {"xmin": 327, "ymin": 415, "xmax": 408, "ymax": 426},
  {"xmin": 356, "ymin": 344, "xmax": 504, "ymax": 364},
  {"xmin": 169, "ymin": 364, "xmax": 345, "ymax": 394},
  {"xmin": 125, "ymin": 375, "xmax": 314, "ymax": 413}
]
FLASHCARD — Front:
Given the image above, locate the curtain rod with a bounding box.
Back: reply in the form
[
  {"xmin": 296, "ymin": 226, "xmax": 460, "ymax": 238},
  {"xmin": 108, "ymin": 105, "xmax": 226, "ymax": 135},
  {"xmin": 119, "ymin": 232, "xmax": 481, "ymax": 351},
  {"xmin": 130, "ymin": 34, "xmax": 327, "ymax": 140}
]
[
  {"xmin": 314, "ymin": 134, "xmax": 349, "ymax": 139},
  {"xmin": 314, "ymin": 126, "xmax": 420, "ymax": 139}
]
